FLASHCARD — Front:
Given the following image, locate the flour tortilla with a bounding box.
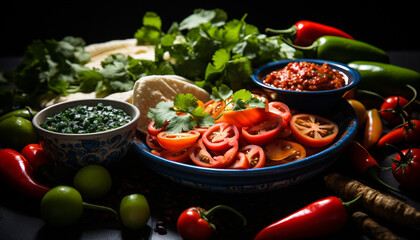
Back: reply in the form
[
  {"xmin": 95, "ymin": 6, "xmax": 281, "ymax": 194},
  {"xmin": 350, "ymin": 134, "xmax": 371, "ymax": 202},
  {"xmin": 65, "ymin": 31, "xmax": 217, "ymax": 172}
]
[
  {"xmin": 132, "ymin": 75, "xmax": 211, "ymax": 134},
  {"xmin": 84, "ymin": 38, "xmax": 155, "ymax": 69}
]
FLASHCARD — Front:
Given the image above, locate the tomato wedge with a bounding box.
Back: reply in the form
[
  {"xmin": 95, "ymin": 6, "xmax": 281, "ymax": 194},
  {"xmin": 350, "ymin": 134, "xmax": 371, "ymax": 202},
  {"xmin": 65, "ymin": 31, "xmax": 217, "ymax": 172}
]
[
  {"xmin": 289, "ymin": 114, "xmax": 339, "ymax": 148},
  {"xmin": 269, "ymin": 101, "xmax": 292, "ymax": 123},
  {"xmin": 152, "ymin": 148, "xmax": 190, "ymax": 163},
  {"xmin": 228, "ymin": 152, "xmax": 250, "ymax": 169},
  {"xmin": 264, "ymin": 139, "xmax": 306, "ymax": 163},
  {"xmin": 241, "ymin": 116, "xmax": 284, "ymax": 146},
  {"xmin": 239, "ymin": 145, "xmax": 266, "ymax": 168},
  {"xmin": 157, "ymin": 130, "xmax": 200, "ymax": 151},
  {"xmin": 188, "ymin": 139, "xmax": 238, "ymax": 168},
  {"xmin": 202, "ymin": 122, "xmax": 240, "ymax": 151}
]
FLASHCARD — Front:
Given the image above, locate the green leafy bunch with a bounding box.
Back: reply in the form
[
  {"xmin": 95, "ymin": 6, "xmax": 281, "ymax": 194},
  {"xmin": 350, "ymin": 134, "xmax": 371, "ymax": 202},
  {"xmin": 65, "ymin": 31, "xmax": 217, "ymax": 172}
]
[{"xmin": 134, "ymin": 9, "xmax": 302, "ymax": 91}]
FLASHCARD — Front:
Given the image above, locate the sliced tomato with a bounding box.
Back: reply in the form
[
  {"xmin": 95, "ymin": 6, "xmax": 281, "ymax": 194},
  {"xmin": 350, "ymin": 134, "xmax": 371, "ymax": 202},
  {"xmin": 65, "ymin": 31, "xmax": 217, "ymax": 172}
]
[
  {"xmin": 269, "ymin": 101, "xmax": 292, "ymax": 123},
  {"xmin": 289, "ymin": 114, "xmax": 339, "ymax": 148},
  {"xmin": 204, "ymin": 99, "xmax": 226, "ymax": 119},
  {"xmin": 146, "ymin": 133, "xmax": 163, "ymax": 151},
  {"xmin": 241, "ymin": 116, "xmax": 284, "ymax": 145},
  {"xmin": 202, "ymin": 122, "xmax": 240, "ymax": 151},
  {"xmin": 148, "ymin": 121, "xmax": 165, "ymax": 136},
  {"xmin": 193, "ymin": 126, "xmax": 209, "ymax": 135},
  {"xmin": 152, "ymin": 148, "xmax": 190, "ymax": 163},
  {"xmin": 239, "ymin": 145, "xmax": 266, "ymax": 168},
  {"xmin": 157, "ymin": 130, "xmax": 200, "ymax": 151},
  {"xmin": 188, "ymin": 139, "xmax": 238, "ymax": 168},
  {"xmin": 228, "ymin": 152, "xmax": 250, "ymax": 169},
  {"xmin": 263, "ymin": 139, "xmax": 306, "ymax": 162}
]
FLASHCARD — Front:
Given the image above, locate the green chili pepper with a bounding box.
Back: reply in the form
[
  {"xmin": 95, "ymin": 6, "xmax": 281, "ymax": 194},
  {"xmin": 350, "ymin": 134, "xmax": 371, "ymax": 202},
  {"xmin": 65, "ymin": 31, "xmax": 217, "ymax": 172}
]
[
  {"xmin": 283, "ymin": 36, "xmax": 389, "ymax": 64},
  {"xmin": 0, "ymin": 107, "xmax": 37, "ymax": 122},
  {"xmin": 348, "ymin": 61, "xmax": 420, "ymax": 96}
]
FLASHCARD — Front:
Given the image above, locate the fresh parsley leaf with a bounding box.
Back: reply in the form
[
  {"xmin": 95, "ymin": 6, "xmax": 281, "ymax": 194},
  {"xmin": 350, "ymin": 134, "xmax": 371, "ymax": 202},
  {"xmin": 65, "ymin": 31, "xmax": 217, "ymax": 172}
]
[
  {"xmin": 174, "ymin": 93, "xmax": 198, "ymax": 113},
  {"xmin": 147, "ymin": 101, "xmax": 177, "ymax": 129}
]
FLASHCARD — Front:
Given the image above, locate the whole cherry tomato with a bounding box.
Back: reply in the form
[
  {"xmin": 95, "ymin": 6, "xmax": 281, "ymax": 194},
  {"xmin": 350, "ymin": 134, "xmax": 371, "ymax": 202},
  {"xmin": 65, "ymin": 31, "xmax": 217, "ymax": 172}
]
[
  {"xmin": 392, "ymin": 148, "xmax": 420, "ymax": 189},
  {"xmin": 379, "ymin": 96, "xmax": 410, "ymax": 125},
  {"xmin": 177, "ymin": 205, "xmax": 246, "ymax": 240}
]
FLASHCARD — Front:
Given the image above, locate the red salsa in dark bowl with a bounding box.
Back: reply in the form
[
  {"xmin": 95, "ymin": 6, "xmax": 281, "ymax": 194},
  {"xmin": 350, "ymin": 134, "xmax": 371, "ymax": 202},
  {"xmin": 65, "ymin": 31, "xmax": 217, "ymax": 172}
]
[
  {"xmin": 263, "ymin": 62, "xmax": 347, "ymax": 91},
  {"xmin": 251, "ymin": 59, "xmax": 361, "ymax": 113}
]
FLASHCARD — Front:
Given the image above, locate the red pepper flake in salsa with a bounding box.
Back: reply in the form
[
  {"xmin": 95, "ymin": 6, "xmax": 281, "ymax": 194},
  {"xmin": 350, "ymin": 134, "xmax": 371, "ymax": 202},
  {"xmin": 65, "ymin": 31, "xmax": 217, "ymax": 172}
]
[{"xmin": 263, "ymin": 62, "xmax": 346, "ymax": 91}]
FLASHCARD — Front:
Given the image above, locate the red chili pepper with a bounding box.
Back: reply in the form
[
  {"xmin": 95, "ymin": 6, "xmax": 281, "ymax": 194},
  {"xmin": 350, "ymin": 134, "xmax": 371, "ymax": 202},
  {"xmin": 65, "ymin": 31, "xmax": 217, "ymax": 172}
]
[
  {"xmin": 266, "ymin": 20, "xmax": 354, "ymax": 46},
  {"xmin": 377, "ymin": 119, "xmax": 420, "ymax": 147},
  {"xmin": 177, "ymin": 205, "xmax": 247, "ymax": 240},
  {"xmin": 0, "ymin": 148, "xmax": 50, "ymax": 199},
  {"xmin": 21, "ymin": 143, "xmax": 53, "ymax": 171},
  {"xmin": 347, "ymin": 141, "xmax": 399, "ymax": 192},
  {"xmin": 254, "ymin": 196, "xmax": 360, "ymax": 240}
]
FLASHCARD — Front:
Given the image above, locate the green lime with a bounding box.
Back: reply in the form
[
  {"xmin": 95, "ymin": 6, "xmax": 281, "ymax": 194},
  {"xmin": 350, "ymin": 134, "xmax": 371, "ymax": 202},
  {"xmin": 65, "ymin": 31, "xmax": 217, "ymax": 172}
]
[
  {"xmin": 0, "ymin": 116, "xmax": 37, "ymax": 151},
  {"xmin": 73, "ymin": 164, "xmax": 112, "ymax": 200},
  {"xmin": 0, "ymin": 108, "xmax": 37, "ymax": 122}
]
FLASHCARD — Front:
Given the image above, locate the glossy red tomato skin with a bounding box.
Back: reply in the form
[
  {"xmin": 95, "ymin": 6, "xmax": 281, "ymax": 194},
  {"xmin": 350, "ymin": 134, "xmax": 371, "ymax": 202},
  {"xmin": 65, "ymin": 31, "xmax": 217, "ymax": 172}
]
[
  {"xmin": 228, "ymin": 152, "xmax": 250, "ymax": 169},
  {"xmin": 202, "ymin": 122, "xmax": 240, "ymax": 151},
  {"xmin": 269, "ymin": 101, "xmax": 291, "ymax": 123},
  {"xmin": 380, "ymin": 96, "xmax": 410, "ymax": 125},
  {"xmin": 152, "ymin": 148, "xmax": 190, "ymax": 163},
  {"xmin": 289, "ymin": 113, "xmax": 339, "ymax": 148},
  {"xmin": 148, "ymin": 121, "xmax": 165, "ymax": 136},
  {"xmin": 392, "ymin": 148, "xmax": 420, "ymax": 189},
  {"xmin": 188, "ymin": 139, "xmax": 238, "ymax": 168},
  {"xmin": 239, "ymin": 145, "xmax": 266, "ymax": 168},
  {"xmin": 177, "ymin": 207, "xmax": 213, "ymax": 240},
  {"xmin": 241, "ymin": 116, "xmax": 283, "ymax": 146},
  {"xmin": 157, "ymin": 130, "xmax": 200, "ymax": 151}
]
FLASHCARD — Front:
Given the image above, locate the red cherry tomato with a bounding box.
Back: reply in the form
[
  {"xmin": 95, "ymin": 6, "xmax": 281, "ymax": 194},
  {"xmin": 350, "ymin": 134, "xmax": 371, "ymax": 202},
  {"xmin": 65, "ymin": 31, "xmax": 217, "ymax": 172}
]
[
  {"xmin": 269, "ymin": 101, "xmax": 291, "ymax": 123},
  {"xmin": 151, "ymin": 148, "xmax": 190, "ymax": 163},
  {"xmin": 263, "ymin": 139, "xmax": 306, "ymax": 163},
  {"xmin": 239, "ymin": 145, "xmax": 266, "ymax": 168},
  {"xmin": 392, "ymin": 148, "xmax": 420, "ymax": 189},
  {"xmin": 241, "ymin": 116, "xmax": 283, "ymax": 146},
  {"xmin": 188, "ymin": 139, "xmax": 238, "ymax": 168},
  {"xmin": 228, "ymin": 152, "xmax": 250, "ymax": 169},
  {"xmin": 157, "ymin": 130, "xmax": 200, "ymax": 151},
  {"xmin": 202, "ymin": 122, "xmax": 240, "ymax": 151},
  {"xmin": 177, "ymin": 207, "xmax": 214, "ymax": 240},
  {"xmin": 148, "ymin": 121, "xmax": 165, "ymax": 136},
  {"xmin": 379, "ymin": 96, "xmax": 410, "ymax": 125},
  {"xmin": 289, "ymin": 113, "xmax": 339, "ymax": 148}
]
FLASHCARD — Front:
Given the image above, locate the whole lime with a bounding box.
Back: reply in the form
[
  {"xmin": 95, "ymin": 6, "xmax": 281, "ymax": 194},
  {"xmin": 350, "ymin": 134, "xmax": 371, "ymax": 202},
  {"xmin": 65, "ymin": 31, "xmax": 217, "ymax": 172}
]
[
  {"xmin": 73, "ymin": 164, "xmax": 112, "ymax": 200},
  {"xmin": 0, "ymin": 116, "xmax": 37, "ymax": 151},
  {"xmin": 40, "ymin": 185, "xmax": 84, "ymax": 227}
]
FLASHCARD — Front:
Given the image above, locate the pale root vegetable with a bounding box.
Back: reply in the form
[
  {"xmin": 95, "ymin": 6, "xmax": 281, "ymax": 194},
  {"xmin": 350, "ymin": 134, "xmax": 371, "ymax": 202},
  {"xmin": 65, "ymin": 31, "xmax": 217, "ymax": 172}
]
[
  {"xmin": 351, "ymin": 211, "xmax": 400, "ymax": 240},
  {"xmin": 324, "ymin": 173, "xmax": 420, "ymax": 229}
]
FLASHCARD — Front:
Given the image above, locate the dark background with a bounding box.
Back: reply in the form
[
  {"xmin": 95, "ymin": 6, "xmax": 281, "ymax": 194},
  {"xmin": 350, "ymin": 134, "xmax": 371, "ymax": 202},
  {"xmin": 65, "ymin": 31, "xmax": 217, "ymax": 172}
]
[{"xmin": 1, "ymin": 0, "xmax": 419, "ymax": 57}]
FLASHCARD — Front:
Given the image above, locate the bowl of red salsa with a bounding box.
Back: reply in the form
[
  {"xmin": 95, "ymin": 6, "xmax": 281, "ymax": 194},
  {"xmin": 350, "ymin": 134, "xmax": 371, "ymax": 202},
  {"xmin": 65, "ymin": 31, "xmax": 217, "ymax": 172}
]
[{"xmin": 251, "ymin": 59, "xmax": 360, "ymax": 112}]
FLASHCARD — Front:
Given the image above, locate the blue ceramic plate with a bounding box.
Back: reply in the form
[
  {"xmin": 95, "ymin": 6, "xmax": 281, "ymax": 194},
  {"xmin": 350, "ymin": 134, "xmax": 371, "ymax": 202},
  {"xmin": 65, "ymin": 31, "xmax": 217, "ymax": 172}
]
[
  {"xmin": 251, "ymin": 59, "xmax": 361, "ymax": 113},
  {"xmin": 131, "ymin": 98, "xmax": 358, "ymax": 193}
]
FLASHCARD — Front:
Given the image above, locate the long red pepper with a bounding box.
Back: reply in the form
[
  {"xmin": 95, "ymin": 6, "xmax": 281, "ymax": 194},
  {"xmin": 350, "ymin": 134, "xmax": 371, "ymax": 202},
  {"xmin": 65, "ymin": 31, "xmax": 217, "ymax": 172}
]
[
  {"xmin": 0, "ymin": 148, "xmax": 50, "ymax": 199},
  {"xmin": 266, "ymin": 20, "xmax": 354, "ymax": 46},
  {"xmin": 254, "ymin": 196, "xmax": 360, "ymax": 240}
]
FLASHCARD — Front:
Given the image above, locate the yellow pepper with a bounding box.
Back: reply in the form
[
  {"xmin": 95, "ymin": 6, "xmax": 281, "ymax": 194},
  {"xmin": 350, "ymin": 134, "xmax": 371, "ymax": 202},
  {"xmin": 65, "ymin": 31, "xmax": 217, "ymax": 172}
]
[{"xmin": 363, "ymin": 108, "xmax": 383, "ymax": 149}]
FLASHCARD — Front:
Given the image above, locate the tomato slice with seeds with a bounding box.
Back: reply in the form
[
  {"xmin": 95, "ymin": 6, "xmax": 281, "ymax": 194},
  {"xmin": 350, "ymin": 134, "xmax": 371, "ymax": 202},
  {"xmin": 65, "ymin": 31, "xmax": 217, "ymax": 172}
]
[
  {"xmin": 157, "ymin": 130, "xmax": 200, "ymax": 151},
  {"xmin": 269, "ymin": 101, "xmax": 292, "ymax": 123},
  {"xmin": 264, "ymin": 139, "xmax": 306, "ymax": 162},
  {"xmin": 188, "ymin": 139, "xmax": 238, "ymax": 168},
  {"xmin": 152, "ymin": 148, "xmax": 190, "ymax": 163},
  {"xmin": 239, "ymin": 145, "xmax": 266, "ymax": 168},
  {"xmin": 241, "ymin": 116, "xmax": 283, "ymax": 146},
  {"xmin": 202, "ymin": 122, "xmax": 240, "ymax": 151},
  {"xmin": 148, "ymin": 121, "xmax": 165, "ymax": 136},
  {"xmin": 289, "ymin": 114, "xmax": 339, "ymax": 148},
  {"xmin": 228, "ymin": 152, "xmax": 250, "ymax": 169},
  {"xmin": 146, "ymin": 133, "xmax": 163, "ymax": 151}
]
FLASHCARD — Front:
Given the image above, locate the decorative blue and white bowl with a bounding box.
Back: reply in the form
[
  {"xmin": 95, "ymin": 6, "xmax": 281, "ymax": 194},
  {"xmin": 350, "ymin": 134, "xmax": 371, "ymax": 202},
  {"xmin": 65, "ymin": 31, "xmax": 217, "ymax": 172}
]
[
  {"xmin": 32, "ymin": 98, "xmax": 140, "ymax": 169},
  {"xmin": 251, "ymin": 59, "xmax": 361, "ymax": 113}
]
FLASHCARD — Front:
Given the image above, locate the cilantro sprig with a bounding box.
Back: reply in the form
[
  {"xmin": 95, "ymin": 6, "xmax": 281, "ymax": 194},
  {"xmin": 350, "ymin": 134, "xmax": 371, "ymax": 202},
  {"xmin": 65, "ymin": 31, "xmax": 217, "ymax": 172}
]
[
  {"xmin": 147, "ymin": 93, "xmax": 214, "ymax": 133},
  {"xmin": 147, "ymin": 85, "xmax": 266, "ymax": 133}
]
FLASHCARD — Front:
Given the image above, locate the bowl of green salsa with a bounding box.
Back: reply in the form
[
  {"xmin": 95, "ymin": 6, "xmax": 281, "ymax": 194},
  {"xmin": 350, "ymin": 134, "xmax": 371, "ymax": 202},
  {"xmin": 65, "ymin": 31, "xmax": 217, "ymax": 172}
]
[{"xmin": 32, "ymin": 99, "xmax": 140, "ymax": 169}]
